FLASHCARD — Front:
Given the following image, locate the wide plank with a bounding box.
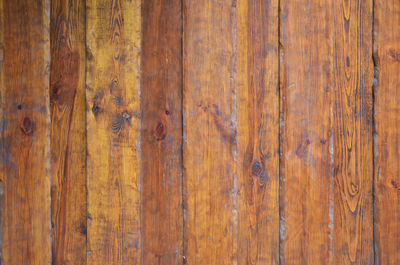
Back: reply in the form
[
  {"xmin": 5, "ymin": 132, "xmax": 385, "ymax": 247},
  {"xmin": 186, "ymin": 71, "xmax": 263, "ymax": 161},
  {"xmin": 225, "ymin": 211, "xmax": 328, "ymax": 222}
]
[
  {"xmin": 86, "ymin": 0, "xmax": 141, "ymax": 264},
  {"xmin": 0, "ymin": 0, "xmax": 51, "ymax": 264},
  {"xmin": 141, "ymin": 0, "xmax": 183, "ymax": 264},
  {"xmin": 373, "ymin": 0, "xmax": 400, "ymax": 263},
  {"xmin": 183, "ymin": 0, "xmax": 238, "ymax": 264},
  {"xmin": 237, "ymin": 0, "xmax": 279, "ymax": 264},
  {"xmin": 279, "ymin": 0, "xmax": 334, "ymax": 264},
  {"xmin": 50, "ymin": 0, "xmax": 87, "ymax": 264},
  {"xmin": 333, "ymin": 0, "xmax": 374, "ymax": 263}
]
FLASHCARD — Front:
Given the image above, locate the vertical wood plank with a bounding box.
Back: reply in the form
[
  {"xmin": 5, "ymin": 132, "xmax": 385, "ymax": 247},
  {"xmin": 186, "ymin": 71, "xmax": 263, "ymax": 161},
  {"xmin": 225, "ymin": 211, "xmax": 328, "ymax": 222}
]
[
  {"xmin": 50, "ymin": 0, "xmax": 87, "ymax": 264},
  {"xmin": 333, "ymin": 0, "xmax": 374, "ymax": 263},
  {"xmin": 0, "ymin": 0, "xmax": 51, "ymax": 264},
  {"xmin": 237, "ymin": 0, "xmax": 279, "ymax": 264},
  {"xmin": 141, "ymin": 0, "xmax": 183, "ymax": 264},
  {"xmin": 183, "ymin": 0, "xmax": 238, "ymax": 264},
  {"xmin": 86, "ymin": 0, "xmax": 141, "ymax": 264},
  {"xmin": 279, "ymin": 0, "xmax": 334, "ymax": 264},
  {"xmin": 373, "ymin": 0, "xmax": 400, "ymax": 263}
]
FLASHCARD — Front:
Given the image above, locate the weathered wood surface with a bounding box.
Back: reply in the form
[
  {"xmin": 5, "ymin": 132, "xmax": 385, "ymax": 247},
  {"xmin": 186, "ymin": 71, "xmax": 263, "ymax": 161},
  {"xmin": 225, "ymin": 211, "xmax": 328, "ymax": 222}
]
[
  {"xmin": 50, "ymin": 0, "xmax": 86, "ymax": 264},
  {"xmin": 0, "ymin": 0, "xmax": 51, "ymax": 264},
  {"xmin": 86, "ymin": 0, "xmax": 141, "ymax": 264},
  {"xmin": 141, "ymin": 0, "xmax": 183, "ymax": 264},
  {"xmin": 0, "ymin": 0, "xmax": 399, "ymax": 264},
  {"xmin": 333, "ymin": 0, "xmax": 374, "ymax": 264},
  {"xmin": 374, "ymin": 0, "xmax": 400, "ymax": 264},
  {"xmin": 279, "ymin": 0, "xmax": 334, "ymax": 264},
  {"xmin": 237, "ymin": 0, "xmax": 279, "ymax": 264}
]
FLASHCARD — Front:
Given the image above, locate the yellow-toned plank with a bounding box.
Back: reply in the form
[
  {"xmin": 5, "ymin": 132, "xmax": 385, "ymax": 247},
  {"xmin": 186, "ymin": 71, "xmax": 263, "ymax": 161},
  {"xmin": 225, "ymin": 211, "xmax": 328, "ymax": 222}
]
[
  {"xmin": 86, "ymin": 0, "xmax": 141, "ymax": 264},
  {"xmin": 0, "ymin": 0, "xmax": 51, "ymax": 264}
]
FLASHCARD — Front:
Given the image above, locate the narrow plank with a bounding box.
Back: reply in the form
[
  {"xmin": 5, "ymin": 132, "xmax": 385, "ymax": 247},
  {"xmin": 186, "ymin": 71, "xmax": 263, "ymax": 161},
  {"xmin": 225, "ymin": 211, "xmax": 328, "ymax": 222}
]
[
  {"xmin": 279, "ymin": 0, "xmax": 334, "ymax": 264},
  {"xmin": 333, "ymin": 0, "xmax": 374, "ymax": 263},
  {"xmin": 373, "ymin": 0, "xmax": 400, "ymax": 263},
  {"xmin": 50, "ymin": 0, "xmax": 87, "ymax": 264},
  {"xmin": 0, "ymin": 0, "xmax": 51, "ymax": 264},
  {"xmin": 237, "ymin": 0, "xmax": 279, "ymax": 264},
  {"xmin": 141, "ymin": 0, "xmax": 183, "ymax": 264},
  {"xmin": 183, "ymin": 0, "xmax": 238, "ymax": 264},
  {"xmin": 86, "ymin": 0, "xmax": 141, "ymax": 264}
]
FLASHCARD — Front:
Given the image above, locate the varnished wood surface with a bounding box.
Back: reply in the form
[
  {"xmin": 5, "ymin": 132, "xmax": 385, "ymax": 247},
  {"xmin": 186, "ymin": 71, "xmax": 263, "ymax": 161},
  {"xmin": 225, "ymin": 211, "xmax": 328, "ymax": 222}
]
[
  {"xmin": 50, "ymin": 0, "xmax": 87, "ymax": 264},
  {"xmin": 0, "ymin": 0, "xmax": 399, "ymax": 264}
]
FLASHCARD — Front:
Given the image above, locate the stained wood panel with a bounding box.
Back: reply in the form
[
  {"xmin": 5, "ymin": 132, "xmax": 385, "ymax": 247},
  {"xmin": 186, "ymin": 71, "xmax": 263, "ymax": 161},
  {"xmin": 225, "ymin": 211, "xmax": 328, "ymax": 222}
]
[
  {"xmin": 237, "ymin": 0, "xmax": 279, "ymax": 264},
  {"xmin": 86, "ymin": 0, "xmax": 141, "ymax": 264},
  {"xmin": 50, "ymin": 0, "xmax": 87, "ymax": 264},
  {"xmin": 183, "ymin": 0, "xmax": 238, "ymax": 264},
  {"xmin": 279, "ymin": 0, "xmax": 335, "ymax": 264},
  {"xmin": 0, "ymin": 0, "xmax": 51, "ymax": 264},
  {"xmin": 141, "ymin": 0, "xmax": 183, "ymax": 264},
  {"xmin": 374, "ymin": 0, "xmax": 400, "ymax": 264},
  {"xmin": 333, "ymin": 0, "xmax": 374, "ymax": 264}
]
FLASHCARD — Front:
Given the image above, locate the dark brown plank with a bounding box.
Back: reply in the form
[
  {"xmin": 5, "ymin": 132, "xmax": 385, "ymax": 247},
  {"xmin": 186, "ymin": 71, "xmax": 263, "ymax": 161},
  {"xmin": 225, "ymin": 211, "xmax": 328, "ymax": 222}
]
[
  {"xmin": 0, "ymin": 0, "xmax": 51, "ymax": 264},
  {"xmin": 86, "ymin": 0, "xmax": 142, "ymax": 264},
  {"xmin": 183, "ymin": 0, "xmax": 238, "ymax": 264},
  {"xmin": 279, "ymin": 0, "xmax": 334, "ymax": 264},
  {"xmin": 373, "ymin": 0, "xmax": 400, "ymax": 263},
  {"xmin": 50, "ymin": 0, "xmax": 87, "ymax": 264},
  {"xmin": 141, "ymin": 0, "xmax": 183, "ymax": 264},
  {"xmin": 333, "ymin": 0, "xmax": 374, "ymax": 263},
  {"xmin": 237, "ymin": 0, "xmax": 280, "ymax": 264}
]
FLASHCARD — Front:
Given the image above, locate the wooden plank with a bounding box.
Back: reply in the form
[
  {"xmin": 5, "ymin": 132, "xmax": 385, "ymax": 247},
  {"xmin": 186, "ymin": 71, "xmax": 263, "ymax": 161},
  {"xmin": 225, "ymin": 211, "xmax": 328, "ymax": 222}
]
[
  {"xmin": 333, "ymin": 0, "xmax": 374, "ymax": 263},
  {"xmin": 279, "ymin": 1, "xmax": 334, "ymax": 264},
  {"xmin": 373, "ymin": 0, "xmax": 400, "ymax": 263},
  {"xmin": 50, "ymin": 0, "xmax": 87, "ymax": 264},
  {"xmin": 141, "ymin": 0, "xmax": 183, "ymax": 264},
  {"xmin": 86, "ymin": 0, "xmax": 141, "ymax": 264},
  {"xmin": 183, "ymin": 0, "xmax": 238, "ymax": 264},
  {"xmin": 236, "ymin": 0, "xmax": 279, "ymax": 264},
  {"xmin": 0, "ymin": 0, "xmax": 51, "ymax": 264}
]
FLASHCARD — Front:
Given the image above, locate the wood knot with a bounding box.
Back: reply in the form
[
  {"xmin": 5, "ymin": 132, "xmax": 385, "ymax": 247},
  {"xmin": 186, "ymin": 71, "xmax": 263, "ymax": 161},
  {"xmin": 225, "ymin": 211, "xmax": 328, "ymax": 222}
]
[
  {"xmin": 20, "ymin": 117, "xmax": 34, "ymax": 135},
  {"xmin": 154, "ymin": 122, "xmax": 166, "ymax": 141},
  {"xmin": 92, "ymin": 103, "xmax": 100, "ymax": 115},
  {"xmin": 251, "ymin": 162, "xmax": 263, "ymax": 176},
  {"xmin": 122, "ymin": 110, "xmax": 131, "ymax": 122}
]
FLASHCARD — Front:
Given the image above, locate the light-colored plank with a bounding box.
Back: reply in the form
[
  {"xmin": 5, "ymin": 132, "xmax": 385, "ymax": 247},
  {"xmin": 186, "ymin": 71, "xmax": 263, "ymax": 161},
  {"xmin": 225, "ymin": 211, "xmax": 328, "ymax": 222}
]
[
  {"xmin": 141, "ymin": 0, "xmax": 183, "ymax": 264},
  {"xmin": 50, "ymin": 0, "xmax": 87, "ymax": 264},
  {"xmin": 237, "ymin": 0, "xmax": 279, "ymax": 264},
  {"xmin": 86, "ymin": 0, "xmax": 141, "ymax": 263},
  {"xmin": 279, "ymin": 0, "xmax": 334, "ymax": 264},
  {"xmin": 373, "ymin": 0, "xmax": 400, "ymax": 263},
  {"xmin": 183, "ymin": 0, "xmax": 238, "ymax": 264},
  {"xmin": 333, "ymin": 0, "xmax": 374, "ymax": 263},
  {"xmin": 0, "ymin": 0, "xmax": 51, "ymax": 264}
]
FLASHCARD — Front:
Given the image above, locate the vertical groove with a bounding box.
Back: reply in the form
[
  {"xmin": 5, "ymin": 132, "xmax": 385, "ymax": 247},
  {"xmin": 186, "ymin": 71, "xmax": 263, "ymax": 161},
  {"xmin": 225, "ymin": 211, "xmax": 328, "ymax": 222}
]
[
  {"xmin": 277, "ymin": 0, "xmax": 282, "ymax": 263},
  {"xmin": 181, "ymin": 0, "xmax": 186, "ymax": 264}
]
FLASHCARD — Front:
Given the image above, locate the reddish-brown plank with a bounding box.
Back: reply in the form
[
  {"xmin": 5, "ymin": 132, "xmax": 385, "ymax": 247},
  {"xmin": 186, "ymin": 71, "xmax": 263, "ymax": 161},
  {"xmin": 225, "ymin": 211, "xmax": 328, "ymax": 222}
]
[
  {"xmin": 279, "ymin": 0, "xmax": 334, "ymax": 264},
  {"xmin": 141, "ymin": 0, "xmax": 183, "ymax": 264},
  {"xmin": 50, "ymin": 0, "xmax": 87, "ymax": 264},
  {"xmin": 373, "ymin": 0, "xmax": 400, "ymax": 263},
  {"xmin": 237, "ymin": 0, "xmax": 280, "ymax": 264},
  {"xmin": 86, "ymin": 0, "xmax": 141, "ymax": 264},
  {"xmin": 183, "ymin": 0, "xmax": 238, "ymax": 264},
  {"xmin": 0, "ymin": 0, "xmax": 51, "ymax": 264},
  {"xmin": 333, "ymin": 0, "xmax": 374, "ymax": 263}
]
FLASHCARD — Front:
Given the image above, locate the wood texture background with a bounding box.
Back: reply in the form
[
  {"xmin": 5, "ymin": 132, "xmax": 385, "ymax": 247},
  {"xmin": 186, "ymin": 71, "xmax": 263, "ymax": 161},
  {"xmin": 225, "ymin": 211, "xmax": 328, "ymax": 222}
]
[{"xmin": 0, "ymin": 0, "xmax": 398, "ymax": 264}]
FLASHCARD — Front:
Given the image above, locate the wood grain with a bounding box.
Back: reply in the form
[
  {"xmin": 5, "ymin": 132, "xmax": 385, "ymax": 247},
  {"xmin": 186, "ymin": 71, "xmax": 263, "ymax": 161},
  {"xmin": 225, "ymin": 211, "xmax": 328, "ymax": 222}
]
[
  {"xmin": 0, "ymin": 0, "xmax": 51, "ymax": 264},
  {"xmin": 237, "ymin": 0, "xmax": 279, "ymax": 264},
  {"xmin": 141, "ymin": 0, "xmax": 183, "ymax": 264},
  {"xmin": 279, "ymin": 0, "xmax": 335, "ymax": 264},
  {"xmin": 183, "ymin": 0, "xmax": 238, "ymax": 264},
  {"xmin": 373, "ymin": 0, "xmax": 400, "ymax": 264},
  {"xmin": 86, "ymin": 0, "xmax": 141, "ymax": 264},
  {"xmin": 333, "ymin": 0, "xmax": 374, "ymax": 263},
  {"xmin": 50, "ymin": 0, "xmax": 87, "ymax": 264}
]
